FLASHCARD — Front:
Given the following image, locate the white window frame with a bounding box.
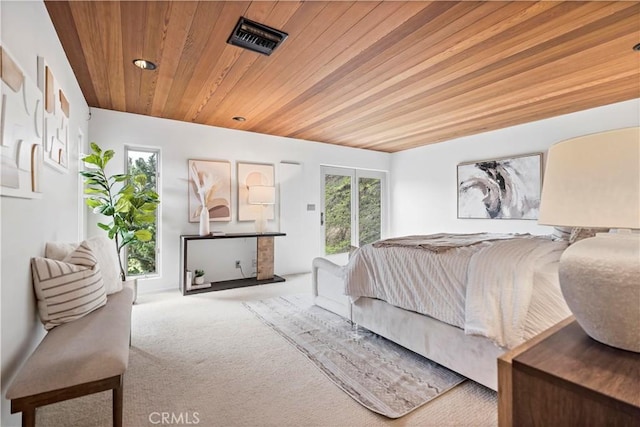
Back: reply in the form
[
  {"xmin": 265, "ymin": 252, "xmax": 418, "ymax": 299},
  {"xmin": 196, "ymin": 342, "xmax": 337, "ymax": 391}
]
[{"xmin": 124, "ymin": 145, "xmax": 161, "ymax": 279}]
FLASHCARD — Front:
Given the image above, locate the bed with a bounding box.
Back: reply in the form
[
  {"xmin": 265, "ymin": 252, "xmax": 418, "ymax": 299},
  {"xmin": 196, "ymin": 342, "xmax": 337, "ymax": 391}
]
[{"xmin": 312, "ymin": 233, "xmax": 572, "ymax": 391}]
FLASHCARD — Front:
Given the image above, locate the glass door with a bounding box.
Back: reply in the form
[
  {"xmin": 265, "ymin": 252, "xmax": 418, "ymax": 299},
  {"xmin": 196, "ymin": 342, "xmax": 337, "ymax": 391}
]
[
  {"xmin": 357, "ymin": 170, "xmax": 383, "ymax": 247},
  {"xmin": 321, "ymin": 166, "xmax": 386, "ymax": 263}
]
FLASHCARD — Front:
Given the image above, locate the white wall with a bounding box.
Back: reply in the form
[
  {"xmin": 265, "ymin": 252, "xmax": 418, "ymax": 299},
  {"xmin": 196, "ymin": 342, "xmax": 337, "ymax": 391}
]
[
  {"xmin": 88, "ymin": 109, "xmax": 391, "ymax": 293},
  {"xmin": 0, "ymin": 1, "xmax": 90, "ymax": 426},
  {"xmin": 390, "ymin": 99, "xmax": 640, "ymax": 237}
]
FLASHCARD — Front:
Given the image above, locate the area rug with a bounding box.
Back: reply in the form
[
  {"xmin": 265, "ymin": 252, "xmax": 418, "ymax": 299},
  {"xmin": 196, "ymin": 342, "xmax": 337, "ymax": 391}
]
[{"xmin": 244, "ymin": 295, "xmax": 465, "ymax": 418}]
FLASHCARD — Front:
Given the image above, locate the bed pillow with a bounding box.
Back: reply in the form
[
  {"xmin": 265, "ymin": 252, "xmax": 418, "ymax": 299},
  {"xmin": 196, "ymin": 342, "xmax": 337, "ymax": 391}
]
[
  {"xmin": 44, "ymin": 241, "xmax": 77, "ymax": 261},
  {"xmin": 45, "ymin": 236, "xmax": 122, "ymax": 294},
  {"xmin": 31, "ymin": 242, "xmax": 107, "ymax": 330},
  {"xmin": 551, "ymin": 227, "xmax": 609, "ymax": 244},
  {"xmin": 551, "ymin": 226, "xmax": 573, "ymax": 242},
  {"xmin": 569, "ymin": 227, "xmax": 609, "ymax": 244}
]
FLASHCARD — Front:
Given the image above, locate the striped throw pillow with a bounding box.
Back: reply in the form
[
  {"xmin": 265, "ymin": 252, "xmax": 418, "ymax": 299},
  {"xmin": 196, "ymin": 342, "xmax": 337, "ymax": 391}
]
[{"xmin": 31, "ymin": 242, "xmax": 107, "ymax": 330}]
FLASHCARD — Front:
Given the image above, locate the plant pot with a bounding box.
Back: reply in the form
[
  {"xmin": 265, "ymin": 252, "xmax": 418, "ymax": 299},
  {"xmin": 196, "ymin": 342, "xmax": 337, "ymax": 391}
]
[{"xmin": 194, "ymin": 276, "xmax": 204, "ymax": 285}]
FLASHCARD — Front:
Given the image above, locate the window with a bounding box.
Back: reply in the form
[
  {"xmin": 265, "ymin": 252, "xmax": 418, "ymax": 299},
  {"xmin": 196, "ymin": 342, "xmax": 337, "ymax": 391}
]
[{"xmin": 125, "ymin": 147, "xmax": 160, "ymax": 277}]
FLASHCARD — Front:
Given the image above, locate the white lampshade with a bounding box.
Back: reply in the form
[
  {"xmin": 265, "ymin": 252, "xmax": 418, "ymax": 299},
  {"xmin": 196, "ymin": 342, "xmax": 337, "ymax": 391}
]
[
  {"xmin": 538, "ymin": 127, "xmax": 640, "ymax": 353},
  {"xmin": 539, "ymin": 127, "xmax": 640, "ymax": 229},
  {"xmin": 248, "ymin": 185, "xmax": 275, "ymax": 205}
]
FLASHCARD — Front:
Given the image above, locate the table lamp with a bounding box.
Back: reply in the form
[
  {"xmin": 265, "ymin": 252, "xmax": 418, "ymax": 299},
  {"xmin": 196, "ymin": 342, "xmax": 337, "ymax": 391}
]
[
  {"xmin": 539, "ymin": 127, "xmax": 640, "ymax": 352},
  {"xmin": 248, "ymin": 185, "xmax": 275, "ymax": 234}
]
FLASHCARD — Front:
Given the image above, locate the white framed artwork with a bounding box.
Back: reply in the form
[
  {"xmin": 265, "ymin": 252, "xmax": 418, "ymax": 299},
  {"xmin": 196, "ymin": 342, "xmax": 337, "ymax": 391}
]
[
  {"xmin": 37, "ymin": 56, "xmax": 69, "ymax": 173},
  {"xmin": 237, "ymin": 162, "xmax": 275, "ymax": 221},
  {"xmin": 188, "ymin": 159, "xmax": 231, "ymax": 222},
  {"xmin": 1, "ymin": 47, "xmax": 43, "ymax": 199}
]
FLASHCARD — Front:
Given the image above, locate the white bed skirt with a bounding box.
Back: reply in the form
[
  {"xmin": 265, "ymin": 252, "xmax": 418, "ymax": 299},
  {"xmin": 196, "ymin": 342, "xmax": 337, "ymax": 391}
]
[
  {"xmin": 352, "ymin": 297, "xmax": 504, "ymax": 390},
  {"xmin": 312, "ymin": 257, "xmax": 504, "ymax": 391}
]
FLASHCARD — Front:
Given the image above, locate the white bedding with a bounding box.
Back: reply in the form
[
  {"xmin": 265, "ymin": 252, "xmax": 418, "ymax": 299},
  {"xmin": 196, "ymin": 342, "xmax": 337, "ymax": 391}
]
[
  {"xmin": 464, "ymin": 237, "xmax": 570, "ymax": 347},
  {"xmin": 344, "ymin": 235, "xmax": 571, "ymax": 348}
]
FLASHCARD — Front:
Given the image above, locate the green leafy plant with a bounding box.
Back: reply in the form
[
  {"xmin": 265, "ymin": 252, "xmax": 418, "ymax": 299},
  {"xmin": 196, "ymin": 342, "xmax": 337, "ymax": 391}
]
[
  {"xmin": 80, "ymin": 143, "xmax": 160, "ymax": 281},
  {"xmin": 194, "ymin": 269, "xmax": 205, "ymax": 278}
]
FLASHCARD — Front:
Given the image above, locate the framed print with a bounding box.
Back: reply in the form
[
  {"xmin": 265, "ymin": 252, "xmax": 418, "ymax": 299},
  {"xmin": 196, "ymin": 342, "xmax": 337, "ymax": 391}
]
[
  {"xmin": 457, "ymin": 153, "xmax": 542, "ymax": 219},
  {"xmin": 237, "ymin": 162, "xmax": 275, "ymax": 221},
  {"xmin": 188, "ymin": 159, "xmax": 231, "ymax": 222},
  {"xmin": 37, "ymin": 56, "xmax": 69, "ymax": 173},
  {"xmin": 1, "ymin": 47, "xmax": 43, "ymax": 199}
]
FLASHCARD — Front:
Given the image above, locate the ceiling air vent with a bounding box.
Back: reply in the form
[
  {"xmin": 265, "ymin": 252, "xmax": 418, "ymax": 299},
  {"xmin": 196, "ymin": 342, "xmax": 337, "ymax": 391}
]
[{"xmin": 227, "ymin": 17, "xmax": 288, "ymax": 56}]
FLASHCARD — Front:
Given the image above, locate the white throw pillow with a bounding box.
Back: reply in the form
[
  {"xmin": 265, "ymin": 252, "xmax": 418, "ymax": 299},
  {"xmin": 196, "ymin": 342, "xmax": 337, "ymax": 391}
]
[
  {"xmin": 569, "ymin": 227, "xmax": 609, "ymax": 244},
  {"xmin": 31, "ymin": 242, "xmax": 107, "ymax": 330},
  {"xmin": 85, "ymin": 236, "xmax": 123, "ymax": 294},
  {"xmin": 44, "ymin": 241, "xmax": 77, "ymax": 261},
  {"xmin": 46, "ymin": 236, "xmax": 123, "ymax": 294}
]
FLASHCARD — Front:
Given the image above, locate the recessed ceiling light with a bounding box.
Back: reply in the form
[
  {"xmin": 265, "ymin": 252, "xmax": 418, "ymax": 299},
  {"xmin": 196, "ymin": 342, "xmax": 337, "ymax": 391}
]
[
  {"xmin": 634, "ymin": 43, "xmax": 640, "ymax": 52},
  {"xmin": 133, "ymin": 59, "xmax": 157, "ymax": 70},
  {"xmin": 232, "ymin": 116, "xmax": 246, "ymax": 122}
]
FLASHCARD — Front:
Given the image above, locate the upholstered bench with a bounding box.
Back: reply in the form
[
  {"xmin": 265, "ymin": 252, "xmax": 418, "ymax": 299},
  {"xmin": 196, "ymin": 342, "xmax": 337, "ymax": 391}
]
[
  {"xmin": 6, "ymin": 282, "xmax": 133, "ymax": 427},
  {"xmin": 312, "ymin": 257, "xmax": 351, "ymax": 319},
  {"xmin": 6, "ymin": 236, "xmax": 134, "ymax": 427}
]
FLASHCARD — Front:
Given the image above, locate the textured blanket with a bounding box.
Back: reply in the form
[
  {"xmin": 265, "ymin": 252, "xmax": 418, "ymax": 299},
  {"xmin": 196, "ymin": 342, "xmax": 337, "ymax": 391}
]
[
  {"xmin": 372, "ymin": 232, "xmax": 531, "ymax": 253},
  {"xmin": 464, "ymin": 237, "xmax": 568, "ymax": 347}
]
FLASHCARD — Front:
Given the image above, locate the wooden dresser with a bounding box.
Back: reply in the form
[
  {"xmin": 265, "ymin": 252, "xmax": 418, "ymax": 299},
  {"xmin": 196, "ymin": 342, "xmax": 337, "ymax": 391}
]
[{"xmin": 498, "ymin": 318, "xmax": 640, "ymax": 426}]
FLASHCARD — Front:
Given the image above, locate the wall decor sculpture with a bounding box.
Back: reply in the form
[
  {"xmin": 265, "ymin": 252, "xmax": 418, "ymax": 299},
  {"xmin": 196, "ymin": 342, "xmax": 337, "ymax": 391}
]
[
  {"xmin": 188, "ymin": 159, "xmax": 231, "ymax": 222},
  {"xmin": 237, "ymin": 162, "xmax": 275, "ymax": 221},
  {"xmin": 457, "ymin": 153, "xmax": 542, "ymax": 219},
  {"xmin": 0, "ymin": 47, "xmax": 43, "ymax": 199},
  {"xmin": 37, "ymin": 56, "xmax": 69, "ymax": 173}
]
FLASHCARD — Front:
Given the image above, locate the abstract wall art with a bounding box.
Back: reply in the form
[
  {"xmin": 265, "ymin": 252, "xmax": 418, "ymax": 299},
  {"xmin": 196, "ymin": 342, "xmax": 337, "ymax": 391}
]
[
  {"xmin": 457, "ymin": 153, "xmax": 542, "ymax": 219},
  {"xmin": 1, "ymin": 47, "xmax": 44, "ymax": 199},
  {"xmin": 237, "ymin": 162, "xmax": 275, "ymax": 221},
  {"xmin": 37, "ymin": 56, "xmax": 69, "ymax": 173},
  {"xmin": 188, "ymin": 159, "xmax": 231, "ymax": 222}
]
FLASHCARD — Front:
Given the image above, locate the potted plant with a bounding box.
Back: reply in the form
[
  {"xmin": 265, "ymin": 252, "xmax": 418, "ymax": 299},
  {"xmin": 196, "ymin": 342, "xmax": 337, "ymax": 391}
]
[
  {"xmin": 194, "ymin": 269, "xmax": 205, "ymax": 285},
  {"xmin": 80, "ymin": 143, "xmax": 160, "ymax": 289}
]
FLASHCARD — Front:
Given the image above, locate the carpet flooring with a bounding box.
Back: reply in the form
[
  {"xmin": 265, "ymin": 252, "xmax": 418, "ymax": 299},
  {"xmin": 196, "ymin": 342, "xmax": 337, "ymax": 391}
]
[
  {"xmin": 245, "ymin": 295, "xmax": 465, "ymax": 418},
  {"xmin": 34, "ymin": 274, "xmax": 497, "ymax": 427}
]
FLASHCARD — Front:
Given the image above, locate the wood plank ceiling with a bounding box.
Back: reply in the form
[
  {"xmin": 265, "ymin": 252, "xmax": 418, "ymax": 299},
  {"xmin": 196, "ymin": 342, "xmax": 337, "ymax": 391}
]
[{"xmin": 45, "ymin": 1, "xmax": 640, "ymax": 153}]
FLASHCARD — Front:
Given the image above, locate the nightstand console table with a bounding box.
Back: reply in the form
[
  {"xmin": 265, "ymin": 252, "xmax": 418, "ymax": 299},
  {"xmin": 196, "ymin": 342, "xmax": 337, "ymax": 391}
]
[
  {"xmin": 180, "ymin": 232, "xmax": 286, "ymax": 295},
  {"xmin": 498, "ymin": 318, "xmax": 640, "ymax": 426}
]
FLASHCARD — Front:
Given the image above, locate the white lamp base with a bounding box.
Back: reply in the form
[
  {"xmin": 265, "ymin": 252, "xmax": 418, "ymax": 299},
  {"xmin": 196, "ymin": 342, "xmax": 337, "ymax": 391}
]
[
  {"xmin": 559, "ymin": 233, "xmax": 640, "ymax": 352},
  {"xmin": 254, "ymin": 206, "xmax": 267, "ymax": 234}
]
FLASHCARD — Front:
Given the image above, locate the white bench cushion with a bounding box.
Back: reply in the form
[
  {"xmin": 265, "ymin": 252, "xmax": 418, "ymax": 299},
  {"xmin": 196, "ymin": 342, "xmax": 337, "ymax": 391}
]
[{"xmin": 6, "ymin": 284, "xmax": 133, "ymax": 399}]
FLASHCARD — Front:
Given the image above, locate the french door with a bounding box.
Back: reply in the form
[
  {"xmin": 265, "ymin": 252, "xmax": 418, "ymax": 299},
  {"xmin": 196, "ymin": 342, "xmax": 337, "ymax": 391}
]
[{"xmin": 320, "ymin": 166, "xmax": 386, "ymax": 261}]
